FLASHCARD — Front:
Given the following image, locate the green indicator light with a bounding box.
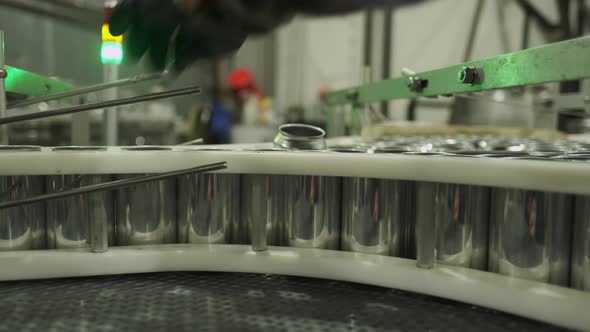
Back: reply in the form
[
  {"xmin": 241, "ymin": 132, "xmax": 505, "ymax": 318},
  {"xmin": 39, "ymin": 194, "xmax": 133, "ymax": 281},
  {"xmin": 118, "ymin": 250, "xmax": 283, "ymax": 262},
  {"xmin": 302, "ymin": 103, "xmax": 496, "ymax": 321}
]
[{"xmin": 101, "ymin": 42, "xmax": 123, "ymax": 64}]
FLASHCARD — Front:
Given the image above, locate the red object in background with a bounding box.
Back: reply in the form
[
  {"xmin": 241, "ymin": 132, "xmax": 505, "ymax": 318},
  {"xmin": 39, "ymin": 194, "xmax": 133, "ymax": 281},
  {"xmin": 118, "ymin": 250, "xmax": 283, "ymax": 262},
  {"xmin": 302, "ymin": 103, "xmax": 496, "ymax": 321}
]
[
  {"xmin": 318, "ymin": 86, "xmax": 332, "ymax": 101},
  {"xmin": 228, "ymin": 68, "xmax": 264, "ymax": 99},
  {"xmin": 104, "ymin": 7, "xmax": 113, "ymax": 22}
]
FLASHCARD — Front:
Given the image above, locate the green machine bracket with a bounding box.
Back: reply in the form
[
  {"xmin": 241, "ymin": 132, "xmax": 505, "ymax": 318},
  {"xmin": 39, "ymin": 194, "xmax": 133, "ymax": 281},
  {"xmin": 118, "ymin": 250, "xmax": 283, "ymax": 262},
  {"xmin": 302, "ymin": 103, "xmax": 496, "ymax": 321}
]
[
  {"xmin": 325, "ymin": 36, "xmax": 590, "ymax": 106},
  {"xmin": 5, "ymin": 65, "xmax": 71, "ymax": 99}
]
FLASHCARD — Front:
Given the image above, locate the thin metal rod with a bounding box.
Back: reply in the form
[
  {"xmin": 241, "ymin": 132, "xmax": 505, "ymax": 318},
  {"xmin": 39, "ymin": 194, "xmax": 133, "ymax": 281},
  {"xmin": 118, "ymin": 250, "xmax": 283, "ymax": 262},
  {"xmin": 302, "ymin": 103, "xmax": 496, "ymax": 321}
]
[
  {"xmin": 178, "ymin": 138, "xmax": 204, "ymax": 145},
  {"xmin": 0, "ymin": 161, "xmax": 227, "ymax": 209},
  {"xmin": 363, "ymin": 9, "xmax": 373, "ymax": 67},
  {"xmin": 8, "ymin": 71, "xmax": 167, "ymax": 109},
  {"xmin": 578, "ymin": 0, "xmax": 586, "ymax": 37},
  {"xmin": 0, "ymin": 86, "xmax": 200, "ymax": 125},
  {"xmin": 381, "ymin": 6, "xmax": 393, "ymax": 116},
  {"xmin": 463, "ymin": 0, "xmax": 485, "ymax": 62},
  {"xmin": 521, "ymin": 10, "xmax": 531, "ymax": 50},
  {"xmin": 0, "ymin": 30, "xmax": 7, "ymax": 144},
  {"xmin": 514, "ymin": 0, "xmax": 560, "ymax": 31}
]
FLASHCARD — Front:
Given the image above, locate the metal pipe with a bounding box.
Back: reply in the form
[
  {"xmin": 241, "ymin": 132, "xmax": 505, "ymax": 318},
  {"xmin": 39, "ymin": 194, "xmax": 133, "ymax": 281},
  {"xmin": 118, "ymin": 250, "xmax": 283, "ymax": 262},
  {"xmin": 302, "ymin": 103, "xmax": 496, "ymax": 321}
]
[
  {"xmin": 0, "ymin": 86, "xmax": 201, "ymax": 125},
  {"xmin": 557, "ymin": 0, "xmax": 571, "ymax": 39},
  {"xmin": 415, "ymin": 182, "xmax": 437, "ymax": 269},
  {"xmin": 8, "ymin": 72, "xmax": 166, "ymax": 109},
  {"xmin": 363, "ymin": 10, "xmax": 373, "ymax": 68},
  {"xmin": 514, "ymin": 0, "xmax": 560, "ymax": 31},
  {"xmin": 381, "ymin": 6, "xmax": 393, "ymax": 116},
  {"xmin": 0, "ymin": 31, "xmax": 7, "ymax": 144},
  {"xmin": 463, "ymin": 0, "xmax": 485, "ymax": 62},
  {"xmin": 102, "ymin": 64, "xmax": 119, "ymax": 146},
  {"xmin": 0, "ymin": 161, "xmax": 227, "ymax": 209},
  {"xmin": 521, "ymin": 11, "xmax": 531, "ymax": 50},
  {"xmin": 577, "ymin": 0, "xmax": 586, "ymax": 36}
]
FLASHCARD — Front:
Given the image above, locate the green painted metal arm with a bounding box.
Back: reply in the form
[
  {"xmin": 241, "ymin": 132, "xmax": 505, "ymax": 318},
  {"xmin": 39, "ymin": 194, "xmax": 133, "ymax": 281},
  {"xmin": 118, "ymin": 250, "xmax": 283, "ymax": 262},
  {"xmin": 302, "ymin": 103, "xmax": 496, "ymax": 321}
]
[
  {"xmin": 5, "ymin": 65, "xmax": 71, "ymax": 98},
  {"xmin": 325, "ymin": 36, "xmax": 590, "ymax": 105}
]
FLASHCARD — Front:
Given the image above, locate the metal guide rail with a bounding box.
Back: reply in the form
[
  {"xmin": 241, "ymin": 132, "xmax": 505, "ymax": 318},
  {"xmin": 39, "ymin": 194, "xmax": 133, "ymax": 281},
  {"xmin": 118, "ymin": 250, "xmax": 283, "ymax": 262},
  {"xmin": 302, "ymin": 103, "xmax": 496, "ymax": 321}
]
[{"xmin": 325, "ymin": 36, "xmax": 590, "ymax": 105}]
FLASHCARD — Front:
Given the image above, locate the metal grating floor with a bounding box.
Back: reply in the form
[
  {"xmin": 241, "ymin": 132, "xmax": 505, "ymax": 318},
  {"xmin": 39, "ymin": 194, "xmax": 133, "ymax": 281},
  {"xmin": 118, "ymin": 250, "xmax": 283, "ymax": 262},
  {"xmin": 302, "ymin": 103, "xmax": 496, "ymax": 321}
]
[{"xmin": 0, "ymin": 272, "xmax": 564, "ymax": 332}]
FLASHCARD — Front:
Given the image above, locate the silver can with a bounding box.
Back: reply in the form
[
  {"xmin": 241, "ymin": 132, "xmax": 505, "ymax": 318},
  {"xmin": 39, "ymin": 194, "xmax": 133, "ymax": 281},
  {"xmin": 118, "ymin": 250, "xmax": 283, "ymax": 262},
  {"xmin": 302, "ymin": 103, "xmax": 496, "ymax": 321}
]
[
  {"xmin": 0, "ymin": 146, "xmax": 45, "ymax": 251},
  {"xmin": 572, "ymin": 195, "xmax": 590, "ymax": 291},
  {"xmin": 489, "ymin": 189, "xmax": 572, "ymax": 286},
  {"xmin": 435, "ymin": 183, "xmax": 489, "ymax": 270},
  {"xmin": 415, "ymin": 182, "xmax": 437, "ymax": 268},
  {"xmin": 46, "ymin": 147, "xmax": 114, "ymax": 252},
  {"xmin": 285, "ymin": 175, "xmax": 341, "ymax": 249},
  {"xmin": 116, "ymin": 146, "xmax": 177, "ymax": 245},
  {"xmin": 341, "ymin": 177, "xmax": 401, "ymax": 255},
  {"xmin": 178, "ymin": 173, "xmax": 240, "ymax": 244},
  {"xmin": 404, "ymin": 152, "xmax": 443, "ymax": 267},
  {"xmin": 240, "ymin": 174, "xmax": 285, "ymax": 249}
]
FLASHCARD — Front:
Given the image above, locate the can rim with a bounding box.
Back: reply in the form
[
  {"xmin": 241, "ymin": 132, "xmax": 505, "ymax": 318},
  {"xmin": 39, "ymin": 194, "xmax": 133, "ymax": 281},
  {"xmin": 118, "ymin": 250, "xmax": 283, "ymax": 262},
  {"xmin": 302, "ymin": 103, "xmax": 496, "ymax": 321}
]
[
  {"xmin": 52, "ymin": 146, "xmax": 108, "ymax": 151},
  {"xmin": 402, "ymin": 151, "xmax": 446, "ymax": 156},
  {"xmin": 0, "ymin": 145, "xmax": 42, "ymax": 152},
  {"xmin": 329, "ymin": 148, "xmax": 367, "ymax": 153},
  {"xmin": 278, "ymin": 123, "xmax": 325, "ymax": 140},
  {"xmin": 123, "ymin": 146, "xmax": 173, "ymax": 151}
]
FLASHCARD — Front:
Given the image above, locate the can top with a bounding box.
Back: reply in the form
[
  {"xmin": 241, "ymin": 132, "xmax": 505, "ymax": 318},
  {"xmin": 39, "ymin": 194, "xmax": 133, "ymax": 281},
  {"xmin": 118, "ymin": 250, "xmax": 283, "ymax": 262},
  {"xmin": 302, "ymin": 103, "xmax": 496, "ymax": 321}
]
[
  {"xmin": 504, "ymin": 156, "xmax": 557, "ymax": 161},
  {"xmin": 554, "ymin": 154, "xmax": 590, "ymax": 162},
  {"xmin": 528, "ymin": 150, "xmax": 563, "ymax": 157},
  {"xmin": 123, "ymin": 146, "xmax": 172, "ymax": 151},
  {"xmin": 274, "ymin": 123, "xmax": 326, "ymax": 150},
  {"xmin": 52, "ymin": 146, "xmax": 108, "ymax": 152},
  {"xmin": 403, "ymin": 151, "xmax": 445, "ymax": 156},
  {"xmin": 441, "ymin": 150, "xmax": 490, "ymax": 157},
  {"xmin": 0, "ymin": 145, "xmax": 42, "ymax": 152},
  {"xmin": 373, "ymin": 147, "xmax": 409, "ymax": 154},
  {"xmin": 242, "ymin": 148, "xmax": 285, "ymax": 152},
  {"xmin": 329, "ymin": 148, "xmax": 367, "ymax": 153},
  {"xmin": 489, "ymin": 143, "xmax": 526, "ymax": 152},
  {"xmin": 180, "ymin": 147, "xmax": 234, "ymax": 152},
  {"xmin": 480, "ymin": 151, "xmax": 529, "ymax": 158}
]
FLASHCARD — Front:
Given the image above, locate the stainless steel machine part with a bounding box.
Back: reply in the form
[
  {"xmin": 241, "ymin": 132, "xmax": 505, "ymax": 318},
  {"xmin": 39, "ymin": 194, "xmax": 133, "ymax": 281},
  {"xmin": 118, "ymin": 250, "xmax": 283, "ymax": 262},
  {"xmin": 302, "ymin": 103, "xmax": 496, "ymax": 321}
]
[
  {"xmin": 47, "ymin": 147, "xmax": 114, "ymax": 253},
  {"xmin": 116, "ymin": 147, "xmax": 178, "ymax": 246},
  {"xmin": 0, "ymin": 146, "xmax": 44, "ymax": 250},
  {"xmin": 341, "ymin": 177, "xmax": 400, "ymax": 255},
  {"xmin": 0, "ymin": 86, "xmax": 201, "ymax": 125},
  {"xmin": 572, "ymin": 195, "xmax": 590, "ymax": 291},
  {"xmin": 489, "ymin": 189, "xmax": 572, "ymax": 286},
  {"xmin": 178, "ymin": 173, "xmax": 240, "ymax": 244},
  {"xmin": 240, "ymin": 174, "xmax": 284, "ymax": 250},
  {"xmin": 285, "ymin": 175, "xmax": 341, "ymax": 249},
  {"xmin": 435, "ymin": 183, "xmax": 489, "ymax": 270}
]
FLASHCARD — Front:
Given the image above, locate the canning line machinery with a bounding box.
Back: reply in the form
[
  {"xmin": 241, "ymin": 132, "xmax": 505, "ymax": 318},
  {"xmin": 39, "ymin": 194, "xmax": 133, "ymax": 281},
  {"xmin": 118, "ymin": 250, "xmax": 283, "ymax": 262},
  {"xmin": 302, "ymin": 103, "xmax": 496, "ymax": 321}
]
[{"xmin": 0, "ymin": 36, "xmax": 589, "ymax": 330}]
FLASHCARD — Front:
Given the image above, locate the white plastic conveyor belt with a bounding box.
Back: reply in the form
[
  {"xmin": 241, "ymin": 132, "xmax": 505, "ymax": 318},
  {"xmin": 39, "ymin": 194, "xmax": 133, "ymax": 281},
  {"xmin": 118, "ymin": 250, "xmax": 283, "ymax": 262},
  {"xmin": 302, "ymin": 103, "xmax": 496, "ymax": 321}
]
[{"xmin": 0, "ymin": 146, "xmax": 588, "ymax": 194}]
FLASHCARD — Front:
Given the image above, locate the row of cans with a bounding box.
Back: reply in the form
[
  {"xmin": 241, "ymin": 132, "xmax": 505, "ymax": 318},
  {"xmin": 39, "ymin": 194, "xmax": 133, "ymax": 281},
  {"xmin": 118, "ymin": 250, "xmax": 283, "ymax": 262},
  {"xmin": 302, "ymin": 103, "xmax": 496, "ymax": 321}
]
[
  {"xmin": 0, "ymin": 137, "xmax": 588, "ymax": 293},
  {"xmin": 335, "ymin": 135, "xmax": 590, "ymax": 291}
]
